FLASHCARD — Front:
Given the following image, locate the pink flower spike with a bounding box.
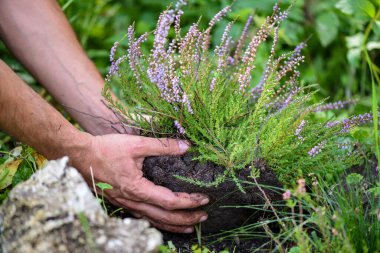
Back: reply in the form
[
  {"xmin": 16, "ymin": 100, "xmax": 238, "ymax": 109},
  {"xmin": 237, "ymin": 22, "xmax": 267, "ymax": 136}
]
[{"xmin": 282, "ymin": 190, "xmax": 291, "ymax": 200}]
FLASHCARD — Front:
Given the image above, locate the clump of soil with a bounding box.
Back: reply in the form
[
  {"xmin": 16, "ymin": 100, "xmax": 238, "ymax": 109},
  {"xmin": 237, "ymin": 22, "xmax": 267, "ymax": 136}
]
[{"xmin": 143, "ymin": 154, "xmax": 282, "ymax": 233}]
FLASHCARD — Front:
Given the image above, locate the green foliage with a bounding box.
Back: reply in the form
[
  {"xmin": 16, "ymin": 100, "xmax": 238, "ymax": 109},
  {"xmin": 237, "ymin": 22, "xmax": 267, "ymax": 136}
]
[
  {"xmin": 11, "ymin": 160, "xmax": 34, "ymax": 187},
  {"xmin": 95, "ymin": 181, "xmax": 113, "ymax": 215},
  {"xmin": 159, "ymin": 241, "xmax": 230, "ymax": 253},
  {"xmin": 95, "ymin": 182, "xmax": 113, "ymax": 191},
  {"xmin": 345, "ymin": 172, "xmax": 364, "ymax": 185},
  {"xmin": 223, "ymin": 171, "xmax": 379, "ymax": 253},
  {"xmin": 286, "ymin": 176, "xmax": 380, "ymax": 253},
  {"xmin": 0, "ymin": 146, "xmax": 47, "ymax": 204},
  {"xmin": 104, "ymin": 3, "xmax": 361, "ymax": 187}
]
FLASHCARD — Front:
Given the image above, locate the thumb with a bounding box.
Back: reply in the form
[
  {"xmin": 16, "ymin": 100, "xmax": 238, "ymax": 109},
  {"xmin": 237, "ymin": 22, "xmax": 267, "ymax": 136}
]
[{"xmin": 132, "ymin": 136, "xmax": 190, "ymax": 157}]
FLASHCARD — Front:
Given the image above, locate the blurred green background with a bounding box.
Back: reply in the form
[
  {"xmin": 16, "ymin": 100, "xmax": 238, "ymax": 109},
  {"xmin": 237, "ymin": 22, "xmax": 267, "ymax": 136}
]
[{"xmin": 1, "ymin": 0, "xmax": 379, "ymax": 118}]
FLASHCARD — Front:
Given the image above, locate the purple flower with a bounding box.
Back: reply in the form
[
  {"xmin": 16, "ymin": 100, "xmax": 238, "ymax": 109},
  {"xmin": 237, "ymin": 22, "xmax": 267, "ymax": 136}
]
[
  {"xmin": 174, "ymin": 120, "xmax": 186, "ymax": 134},
  {"xmin": 127, "ymin": 26, "xmax": 148, "ymax": 85},
  {"xmin": 213, "ymin": 22, "xmax": 233, "ymax": 89},
  {"xmin": 109, "ymin": 41, "xmax": 119, "ymax": 63},
  {"xmin": 308, "ymin": 140, "xmax": 327, "ymax": 158},
  {"xmin": 106, "ymin": 55, "xmax": 127, "ymax": 81},
  {"xmin": 202, "ymin": 6, "xmax": 231, "ymax": 53},
  {"xmin": 179, "ymin": 24, "xmax": 201, "ymax": 76},
  {"xmin": 234, "ymin": 15, "xmax": 253, "ymax": 63},
  {"xmin": 182, "ymin": 94, "xmax": 193, "ymax": 114},
  {"xmin": 276, "ymin": 42, "xmax": 306, "ymax": 82},
  {"xmin": 282, "ymin": 87, "xmax": 300, "ymax": 108},
  {"xmin": 314, "ymin": 99, "xmax": 358, "ymax": 112},
  {"xmin": 175, "ymin": 0, "xmax": 187, "ymax": 11},
  {"xmin": 209, "ymin": 6, "xmax": 231, "ymax": 28},
  {"xmin": 327, "ymin": 113, "xmax": 373, "ymax": 132},
  {"xmin": 210, "ymin": 77, "xmax": 217, "ymax": 92},
  {"xmin": 295, "ymin": 120, "xmax": 307, "ymax": 141}
]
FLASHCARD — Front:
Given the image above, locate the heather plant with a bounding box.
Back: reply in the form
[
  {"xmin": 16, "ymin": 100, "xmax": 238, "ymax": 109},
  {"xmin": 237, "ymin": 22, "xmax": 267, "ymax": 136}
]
[{"xmin": 103, "ymin": 2, "xmax": 365, "ymax": 188}]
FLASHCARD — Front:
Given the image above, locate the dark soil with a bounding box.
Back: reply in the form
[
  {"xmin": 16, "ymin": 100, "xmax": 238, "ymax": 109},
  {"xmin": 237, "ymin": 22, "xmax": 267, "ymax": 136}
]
[{"xmin": 143, "ymin": 154, "xmax": 282, "ymax": 233}]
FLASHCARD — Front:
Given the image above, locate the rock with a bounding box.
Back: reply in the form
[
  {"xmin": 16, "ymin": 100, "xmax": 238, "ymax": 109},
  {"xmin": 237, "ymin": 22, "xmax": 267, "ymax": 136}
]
[{"xmin": 0, "ymin": 157, "xmax": 162, "ymax": 253}]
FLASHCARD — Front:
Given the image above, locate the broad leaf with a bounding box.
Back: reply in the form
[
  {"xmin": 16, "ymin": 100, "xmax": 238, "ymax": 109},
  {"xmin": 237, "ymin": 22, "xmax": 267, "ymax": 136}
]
[
  {"xmin": 316, "ymin": 12, "xmax": 339, "ymax": 47},
  {"xmin": 0, "ymin": 159, "xmax": 22, "ymax": 190},
  {"xmin": 96, "ymin": 182, "xmax": 113, "ymax": 191}
]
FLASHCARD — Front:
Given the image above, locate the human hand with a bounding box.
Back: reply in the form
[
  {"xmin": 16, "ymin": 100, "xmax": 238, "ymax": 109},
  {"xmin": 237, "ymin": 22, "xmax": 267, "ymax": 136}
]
[{"xmin": 76, "ymin": 134, "xmax": 209, "ymax": 233}]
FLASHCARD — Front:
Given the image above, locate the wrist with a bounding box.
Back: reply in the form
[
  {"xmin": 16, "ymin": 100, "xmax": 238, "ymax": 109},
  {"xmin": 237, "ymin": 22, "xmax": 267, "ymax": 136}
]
[
  {"xmin": 39, "ymin": 123, "xmax": 93, "ymax": 171},
  {"xmin": 61, "ymin": 130, "xmax": 93, "ymax": 172}
]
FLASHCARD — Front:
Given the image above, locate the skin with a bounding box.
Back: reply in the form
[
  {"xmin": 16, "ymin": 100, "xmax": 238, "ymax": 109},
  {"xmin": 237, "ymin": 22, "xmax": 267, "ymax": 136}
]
[{"xmin": 0, "ymin": 0, "xmax": 208, "ymax": 233}]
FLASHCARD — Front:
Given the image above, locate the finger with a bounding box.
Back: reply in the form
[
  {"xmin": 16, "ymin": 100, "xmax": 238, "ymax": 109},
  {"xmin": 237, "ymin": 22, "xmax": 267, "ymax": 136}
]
[
  {"xmin": 114, "ymin": 197, "xmax": 208, "ymax": 226},
  {"xmin": 106, "ymin": 197, "xmax": 195, "ymax": 233},
  {"xmin": 129, "ymin": 210, "xmax": 142, "ymax": 218},
  {"xmin": 132, "ymin": 136, "xmax": 190, "ymax": 157},
  {"xmin": 126, "ymin": 177, "xmax": 209, "ymax": 210},
  {"xmin": 144, "ymin": 217, "xmax": 195, "ymax": 234}
]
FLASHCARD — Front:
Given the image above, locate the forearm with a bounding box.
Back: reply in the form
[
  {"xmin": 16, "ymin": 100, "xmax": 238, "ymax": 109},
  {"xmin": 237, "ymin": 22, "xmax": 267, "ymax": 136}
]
[
  {"xmin": 0, "ymin": 0, "xmax": 126, "ymax": 135},
  {"xmin": 0, "ymin": 60, "xmax": 91, "ymax": 166}
]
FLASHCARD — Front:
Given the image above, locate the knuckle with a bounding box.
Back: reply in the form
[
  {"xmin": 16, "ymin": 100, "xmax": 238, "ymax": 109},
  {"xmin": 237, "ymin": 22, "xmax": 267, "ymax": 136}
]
[
  {"xmin": 129, "ymin": 140, "xmax": 146, "ymax": 156},
  {"xmin": 161, "ymin": 198, "xmax": 177, "ymax": 210},
  {"xmin": 121, "ymin": 182, "xmax": 139, "ymax": 199},
  {"xmin": 184, "ymin": 213, "xmax": 199, "ymax": 225},
  {"xmin": 159, "ymin": 138, "xmax": 171, "ymax": 152},
  {"xmin": 135, "ymin": 188, "xmax": 150, "ymax": 202}
]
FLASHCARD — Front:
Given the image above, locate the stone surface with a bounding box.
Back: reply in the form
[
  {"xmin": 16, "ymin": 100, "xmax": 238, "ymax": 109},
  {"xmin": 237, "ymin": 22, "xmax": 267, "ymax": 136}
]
[{"xmin": 0, "ymin": 157, "xmax": 162, "ymax": 253}]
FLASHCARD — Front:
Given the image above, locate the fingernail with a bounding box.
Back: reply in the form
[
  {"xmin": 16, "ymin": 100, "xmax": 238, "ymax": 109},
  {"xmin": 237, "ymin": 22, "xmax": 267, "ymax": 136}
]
[
  {"xmin": 184, "ymin": 227, "xmax": 194, "ymax": 233},
  {"xmin": 199, "ymin": 215, "xmax": 208, "ymax": 223},
  {"xmin": 200, "ymin": 198, "xmax": 209, "ymax": 205},
  {"xmin": 179, "ymin": 140, "xmax": 190, "ymax": 153}
]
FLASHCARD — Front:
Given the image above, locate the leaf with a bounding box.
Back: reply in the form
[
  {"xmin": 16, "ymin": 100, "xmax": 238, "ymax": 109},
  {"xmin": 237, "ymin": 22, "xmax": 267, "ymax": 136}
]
[
  {"xmin": 346, "ymin": 173, "xmax": 363, "ymax": 185},
  {"xmin": 167, "ymin": 241, "xmax": 177, "ymax": 251},
  {"xmin": 11, "ymin": 160, "xmax": 34, "ymax": 187},
  {"xmin": 346, "ymin": 33, "xmax": 364, "ymax": 49},
  {"xmin": 335, "ymin": 0, "xmax": 354, "ymax": 15},
  {"xmin": 96, "ymin": 182, "xmax": 113, "ymax": 191},
  {"xmin": 345, "ymin": 0, "xmax": 376, "ymax": 18},
  {"xmin": 32, "ymin": 152, "xmax": 48, "ymax": 169},
  {"xmin": 289, "ymin": 247, "xmax": 300, "ymax": 253},
  {"xmin": 346, "ymin": 33, "xmax": 364, "ymax": 66},
  {"xmin": 347, "ymin": 48, "xmax": 362, "ymax": 67},
  {"xmin": 366, "ymin": 41, "xmax": 380, "ymax": 51},
  {"xmin": 0, "ymin": 159, "xmax": 22, "ymax": 190},
  {"xmin": 360, "ymin": 0, "xmax": 376, "ymax": 17},
  {"xmin": 368, "ymin": 186, "xmax": 380, "ymax": 195},
  {"xmin": 10, "ymin": 146, "xmax": 23, "ymax": 157},
  {"xmin": 316, "ymin": 12, "xmax": 340, "ymax": 47}
]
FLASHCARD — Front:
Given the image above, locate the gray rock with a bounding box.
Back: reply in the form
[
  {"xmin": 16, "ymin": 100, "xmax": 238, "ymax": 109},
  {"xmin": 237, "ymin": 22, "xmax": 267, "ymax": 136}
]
[{"xmin": 0, "ymin": 157, "xmax": 162, "ymax": 253}]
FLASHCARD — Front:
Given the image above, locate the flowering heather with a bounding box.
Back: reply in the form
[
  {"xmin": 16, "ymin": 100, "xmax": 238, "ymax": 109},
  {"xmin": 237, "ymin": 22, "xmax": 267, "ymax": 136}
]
[
  {"xmin": 209, "ymin": 6, "xmax": 231, "ymax": 28},
  {"xmin": 234, "ymin": 15, "xmax": 253, "ymax": 64},
  {"xmin": 295, "ymin": 120, "xmax": 307, "ymax": 141},
  {"xmin": 327, "ymin": 112, "xmax": 373, "ymax": 132},
  {"xmin": 174, "ymin": 120, "xmax": 186, "ymax": 135},
  {"xmin": 104, "ymin": 2, "xmax": 362, "ymax": 186},
  {"xmin": 314, "ymin": 99, "xmax": 358, "ymax": 112},
  {"xmin": 308, "ymin": 141, "xmax": 327, "ymax": 158}
]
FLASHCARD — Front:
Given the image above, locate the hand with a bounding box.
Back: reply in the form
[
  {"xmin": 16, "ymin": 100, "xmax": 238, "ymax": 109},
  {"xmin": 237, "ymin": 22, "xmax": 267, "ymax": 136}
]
[{"xmin": 77, "ymin": 134, "xmax": 209, "ymax": 233}]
